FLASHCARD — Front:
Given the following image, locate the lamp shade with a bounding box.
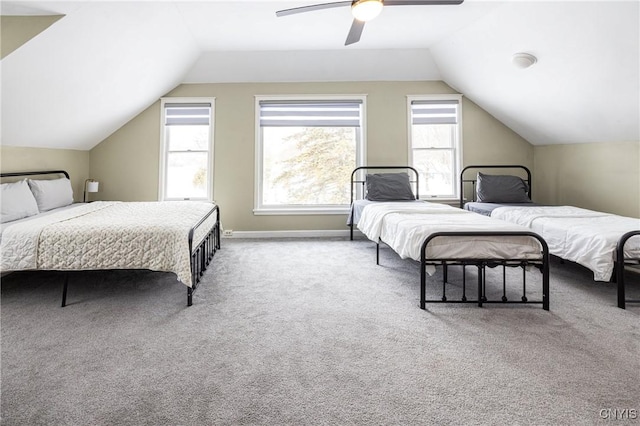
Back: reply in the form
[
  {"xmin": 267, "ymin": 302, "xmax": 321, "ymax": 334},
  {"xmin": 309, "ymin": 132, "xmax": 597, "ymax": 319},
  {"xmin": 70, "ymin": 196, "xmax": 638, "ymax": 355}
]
[
  {"xmin": 87, "ymin": 181, "xmax": 99, "ymax": 193},
  {"xmin": 351, "ymin": 0, "xmax": 383, "ymax": 22}
]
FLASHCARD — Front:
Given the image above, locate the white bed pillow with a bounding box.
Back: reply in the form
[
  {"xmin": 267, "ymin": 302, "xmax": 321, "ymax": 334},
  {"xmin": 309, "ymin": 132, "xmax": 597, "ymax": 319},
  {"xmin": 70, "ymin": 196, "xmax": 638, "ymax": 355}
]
[
  {"xmin": 28, "ymin": 177, "xmax": 74, "ymax": 212},
  {"xmin": 1, "ymin": 179, "xmax": 40, "ymax": 223}
]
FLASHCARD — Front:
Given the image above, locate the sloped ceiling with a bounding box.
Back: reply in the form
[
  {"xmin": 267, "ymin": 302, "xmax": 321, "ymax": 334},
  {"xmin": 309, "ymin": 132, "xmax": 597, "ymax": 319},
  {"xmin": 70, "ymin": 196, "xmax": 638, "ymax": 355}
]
[
  {"xmin": 430, "ymin": 1, "xmax": 640, "ymax": 145},
  {"xmin": 0, "ymin": 15, "xmax": 63, "ymax": 59},
  {"xmin": 1, "ymin": 0, "xmax": 638, "ymax": 150},
  {"xmin": 1, "ymin": 2, "xmax": 200, "ymax": 150}
]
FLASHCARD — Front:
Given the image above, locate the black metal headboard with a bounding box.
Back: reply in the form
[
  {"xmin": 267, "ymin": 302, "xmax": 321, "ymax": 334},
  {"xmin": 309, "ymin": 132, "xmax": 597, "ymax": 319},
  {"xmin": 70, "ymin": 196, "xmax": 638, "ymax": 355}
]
[
  {"xmin": 1, "ymin": 170, "xmax": 69, "ymax": 180},
  {"xmin": 459, "ymin": 165, "xmax": 532, "ymax": 208},
  {"xmin": 351, "ymin": 166, "xmax": 419, "ymax": 205}
]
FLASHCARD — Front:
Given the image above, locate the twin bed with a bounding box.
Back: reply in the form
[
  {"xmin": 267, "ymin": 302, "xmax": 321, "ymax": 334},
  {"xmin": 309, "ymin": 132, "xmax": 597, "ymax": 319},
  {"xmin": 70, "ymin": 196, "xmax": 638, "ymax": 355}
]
[
  {"xmin": 1, "ymin": 170, "xmax": 220, "ymax": 306},
  {"xmin": 350, "ymin": 166, "xmax": 550, "ymax": 310},
  {"xmin": 460, "ymin": 165, "xmax": 640, "ymax": 309},
  {"xmin": 351, "ymin": 165, "xmax": 639, "ymax": 310}
]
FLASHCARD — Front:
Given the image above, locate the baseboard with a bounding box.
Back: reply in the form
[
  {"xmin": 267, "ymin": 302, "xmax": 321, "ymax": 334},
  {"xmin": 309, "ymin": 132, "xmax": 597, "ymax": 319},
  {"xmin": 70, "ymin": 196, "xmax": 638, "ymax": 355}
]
[
  {"xmin": 222, "ymin": 229, "xmax": 364, "ymax": 239},
  {"xmin": 627, "ymin": 264, "xmax": 640, "ymax": 275}
]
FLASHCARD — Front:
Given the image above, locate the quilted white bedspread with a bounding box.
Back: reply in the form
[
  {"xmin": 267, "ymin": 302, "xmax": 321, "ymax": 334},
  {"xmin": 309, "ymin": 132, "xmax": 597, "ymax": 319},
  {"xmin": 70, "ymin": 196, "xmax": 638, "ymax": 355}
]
[
  {"xmin": 357, "ymin": 202, "xmax": 544, "ymax": 274},
  {"xmin": 491, "ymin": 205, "xmax": 640, "ymax": 281},
  {"xmin": 1, "ymin": 201, "xmax": 218, "ymax": 287}
]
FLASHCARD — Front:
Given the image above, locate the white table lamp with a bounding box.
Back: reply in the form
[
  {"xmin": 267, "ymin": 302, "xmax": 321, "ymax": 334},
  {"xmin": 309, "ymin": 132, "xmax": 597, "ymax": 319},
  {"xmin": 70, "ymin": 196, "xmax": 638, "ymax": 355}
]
[{"xmin": 84, "ymin": 179, "xmax": 99, "ymax": 202}]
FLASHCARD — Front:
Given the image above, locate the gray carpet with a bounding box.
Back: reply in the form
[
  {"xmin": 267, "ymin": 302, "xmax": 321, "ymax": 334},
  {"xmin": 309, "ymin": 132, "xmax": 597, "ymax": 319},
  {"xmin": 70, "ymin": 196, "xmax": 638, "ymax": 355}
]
[{"xmin": 1, "ymin": 238, "xmax": 639, "ymax": 425}]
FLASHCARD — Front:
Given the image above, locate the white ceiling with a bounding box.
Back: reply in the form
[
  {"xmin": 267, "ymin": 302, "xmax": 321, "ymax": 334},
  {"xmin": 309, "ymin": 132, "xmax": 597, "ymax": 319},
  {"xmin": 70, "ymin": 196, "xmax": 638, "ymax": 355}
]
[{"xmin": 1, "ymin": 0, "xmax": 638, "ymax": 150}]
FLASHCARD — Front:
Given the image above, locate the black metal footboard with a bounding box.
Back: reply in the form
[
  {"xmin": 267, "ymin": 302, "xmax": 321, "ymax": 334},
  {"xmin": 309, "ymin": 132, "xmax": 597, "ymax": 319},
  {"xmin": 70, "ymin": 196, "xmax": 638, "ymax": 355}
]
[
  {"xmin": 187, "ymin": 204, "xmax": 221, "ymax": 306},
  {"xmin": 418, "ymin": 231, "xmax": 550, "ymax": 311},
  {"xmin": 59, "ymin": 204, "xmax": 221, "ymax": 307},
  {"xmin": 616, "ymin": 230, "xmax": 640, "ymax": 309}
]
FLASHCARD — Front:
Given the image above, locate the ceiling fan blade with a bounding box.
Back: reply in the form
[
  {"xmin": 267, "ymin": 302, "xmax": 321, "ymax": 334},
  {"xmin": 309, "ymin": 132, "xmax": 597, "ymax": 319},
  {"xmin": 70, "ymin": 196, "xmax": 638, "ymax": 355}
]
[
  {"xmin": 384, "ymin": 0, "xmax": 464, "ymax": 5},
  {"xmin": 276, "ymin": 1, "xmax": 352, "ymax": 17},
  {"xmin": 345, "ymin": 19, "xmax": 365, "ymax": 46}
]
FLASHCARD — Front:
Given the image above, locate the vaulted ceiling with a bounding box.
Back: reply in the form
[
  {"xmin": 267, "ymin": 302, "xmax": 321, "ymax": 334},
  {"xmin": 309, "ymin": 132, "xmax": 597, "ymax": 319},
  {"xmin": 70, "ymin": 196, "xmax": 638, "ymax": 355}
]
[{"xmin": 1, "ymin": 0, "xmax": 638, "ymax": 150}]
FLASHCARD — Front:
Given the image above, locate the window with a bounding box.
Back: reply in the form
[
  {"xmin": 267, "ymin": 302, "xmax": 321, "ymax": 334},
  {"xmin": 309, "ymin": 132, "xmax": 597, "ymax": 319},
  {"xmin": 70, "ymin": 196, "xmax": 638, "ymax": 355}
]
[
  {"xmin": 159, "ymin": 98, "xmax": 214, "ymax": 201},
  {"xmin": 255, "ymin": 96, "xmax": 366, "ymax": 214},
  {"xmin": 408, "ymin": 95, "xmax": 462, "ymax": 199}
]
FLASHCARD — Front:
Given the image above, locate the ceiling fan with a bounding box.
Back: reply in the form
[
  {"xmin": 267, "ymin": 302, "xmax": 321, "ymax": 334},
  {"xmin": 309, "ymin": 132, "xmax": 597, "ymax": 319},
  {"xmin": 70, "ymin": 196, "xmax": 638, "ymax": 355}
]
[{"xmin": 276, "ymin": 0, "xmax": 464, "ymax": 46}]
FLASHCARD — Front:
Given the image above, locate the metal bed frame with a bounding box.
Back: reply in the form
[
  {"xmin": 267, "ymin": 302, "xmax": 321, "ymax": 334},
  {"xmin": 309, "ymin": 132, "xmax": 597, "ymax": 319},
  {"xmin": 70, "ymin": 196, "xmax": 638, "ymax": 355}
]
[
  {"xmin": 353, "ymin": 166, "xmax": 550, "ymax": 310},
  {"xmin": 459, "ymin": 164, "xmax": 532, "ymax": 208},
  {"xmin": 617, "ymin": 231, "xmax": 640, "ymax": 309},
  {"xmin": 373, "ymin": 231, "xmax": 550, "ymax": 311},
  {"xmin": 1, "ymin": 170, "xmax": 221, "ymax": 307},
  {"xmin": 418, "ymin": 232, "xmax": 549, "ymax": 310},
  {"xmin": 349, "ymin": 166, "xmax": 419, "ymax": 240},
  {"xmin": 459, "ymin": 164, "xmax": 639, "ymax": 310}
]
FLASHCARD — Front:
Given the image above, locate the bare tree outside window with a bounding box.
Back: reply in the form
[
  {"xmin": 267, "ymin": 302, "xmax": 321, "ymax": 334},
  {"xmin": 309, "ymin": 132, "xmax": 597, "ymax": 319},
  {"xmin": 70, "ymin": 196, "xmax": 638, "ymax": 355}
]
[{"xmin": 267, "ymin": 127, "xmax": 355, "ymax": 205}]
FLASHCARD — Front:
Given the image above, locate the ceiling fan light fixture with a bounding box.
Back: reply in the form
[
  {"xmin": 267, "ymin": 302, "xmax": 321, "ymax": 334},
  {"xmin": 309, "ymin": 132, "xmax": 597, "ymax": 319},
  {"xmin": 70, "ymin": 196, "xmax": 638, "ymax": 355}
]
[{"xmin": 351, "ymin": 0, "xmax": 383, "ymax": 22}]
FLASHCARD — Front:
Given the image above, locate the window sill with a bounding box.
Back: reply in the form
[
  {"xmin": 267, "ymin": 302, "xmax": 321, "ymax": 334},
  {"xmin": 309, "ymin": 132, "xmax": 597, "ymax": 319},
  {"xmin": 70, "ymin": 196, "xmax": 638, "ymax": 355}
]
[
  {"xmin": 254, "ymin": 207, "xmax": 350, "ymax": 216},
  {"xmin": 420, "ymin": 198, "xmax": 461, "ymax": 207}
]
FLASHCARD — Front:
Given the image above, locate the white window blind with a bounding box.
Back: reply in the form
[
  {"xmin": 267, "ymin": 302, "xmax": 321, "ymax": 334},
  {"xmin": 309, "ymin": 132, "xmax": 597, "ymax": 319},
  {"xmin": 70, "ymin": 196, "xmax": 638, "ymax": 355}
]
[
  {"xmin": 164, "ymin": 103, "xmax": 211, "ymax": 126},
  {"xmin": 259, "ymin": 101, "xmax": 362, "ymax": 127},
  {"xmin": 411, "ymin": 100, "xmax": 459, "ymax": 125}
]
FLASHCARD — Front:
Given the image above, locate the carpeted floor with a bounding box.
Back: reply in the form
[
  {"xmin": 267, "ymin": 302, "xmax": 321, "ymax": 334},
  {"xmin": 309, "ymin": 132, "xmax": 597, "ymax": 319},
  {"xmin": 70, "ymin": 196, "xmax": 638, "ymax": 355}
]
[{"xmin": 1, "ymin": 238, "xmax": 639, "ymax": 425}]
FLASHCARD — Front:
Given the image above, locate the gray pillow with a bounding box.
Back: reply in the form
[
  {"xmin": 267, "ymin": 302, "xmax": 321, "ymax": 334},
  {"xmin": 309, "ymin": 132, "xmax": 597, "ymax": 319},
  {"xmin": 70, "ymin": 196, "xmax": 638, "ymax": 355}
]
[
  {"xmin": 365, "ymin": 173, "xmax": 415, "ymax": 201},
  {"xmin": 476, "ymin": 172, "xmax": 531, "ymax": 203},
  {"xmin": 28, "ymin": 177, "xmax": 74, "ymax": 212},
  {"xmin": 1, "ymin": 179, "xmax": 40, "ymax": 223}
]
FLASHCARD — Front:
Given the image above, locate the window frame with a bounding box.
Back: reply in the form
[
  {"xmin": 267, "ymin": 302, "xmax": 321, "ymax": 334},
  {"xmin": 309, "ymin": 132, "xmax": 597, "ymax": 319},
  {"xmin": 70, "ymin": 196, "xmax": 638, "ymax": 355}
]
[
  {"xmin": 254, "ymin": 95, "xmax": 367, "ymax": 215},
  {"xmin": 159, "ymin": 97, "xmax": 215, "ymax": 202},
  {"xmin": 407, "ymin": 94, "xmax": 463, "ymax": 200}
]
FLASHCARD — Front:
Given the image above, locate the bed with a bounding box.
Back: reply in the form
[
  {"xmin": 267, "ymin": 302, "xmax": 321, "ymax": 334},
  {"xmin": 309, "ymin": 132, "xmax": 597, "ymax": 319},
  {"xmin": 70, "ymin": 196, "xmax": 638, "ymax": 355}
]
[
  {"xmin": 348, "ymin": 166, "xmax": 421, "ymax": 240},
  {"xmin": 353, "ymin": 167, "xmax": 550, "ymax": 310},
  {"xmin": 460, "ymin": 164, "xmax": 640, "ymax": 309},
  {"xmin": 1, "ymin": 170, "xmax": 220, "ymax": 306}
]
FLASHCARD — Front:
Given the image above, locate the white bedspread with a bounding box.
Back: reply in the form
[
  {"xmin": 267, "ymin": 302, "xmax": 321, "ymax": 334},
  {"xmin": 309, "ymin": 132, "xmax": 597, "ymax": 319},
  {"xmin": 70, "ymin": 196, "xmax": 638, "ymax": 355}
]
[
  {"xmin": 491, "ymin": 206, "xmax": 640, "ymax": 281},
  {"xmin": 357, "ymin": 202, "xmax": 544, "ymax": 274},
  {"xmin": 1, "ymin": 201, "xmax": 217, "ymax": 287}
]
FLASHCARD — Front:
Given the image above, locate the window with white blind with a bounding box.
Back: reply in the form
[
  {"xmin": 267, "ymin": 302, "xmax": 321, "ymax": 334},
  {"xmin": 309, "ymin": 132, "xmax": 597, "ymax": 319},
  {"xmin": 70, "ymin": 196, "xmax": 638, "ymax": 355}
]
[
  {"xmin": 408, "ymin": 95, "xmax": 462, "ymax": 199},
  {"xmin": 255, "ymin": 96, "xmax": 366, "ymax": 214},
  {"xmin": 159, "ymin": 98, "xmax": 215, "ymax": 201}
]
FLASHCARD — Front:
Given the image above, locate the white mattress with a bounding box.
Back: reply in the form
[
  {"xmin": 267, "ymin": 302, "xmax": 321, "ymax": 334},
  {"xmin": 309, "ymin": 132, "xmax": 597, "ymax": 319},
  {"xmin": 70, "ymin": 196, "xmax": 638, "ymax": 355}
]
[
  {"xmin": 348, "ymin": 199, "xmax": 423, "ymax": 225},
  {"xmin": 491, "ymin": 205, "xmax": 640, "ymax": 281},
  {"xmin": 357, "ymin": 202, "xmax": 544, "ymax": 274},
  {"xmin": 1, "ymin": 201, "xmax": 218, "ymax": 287}
]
